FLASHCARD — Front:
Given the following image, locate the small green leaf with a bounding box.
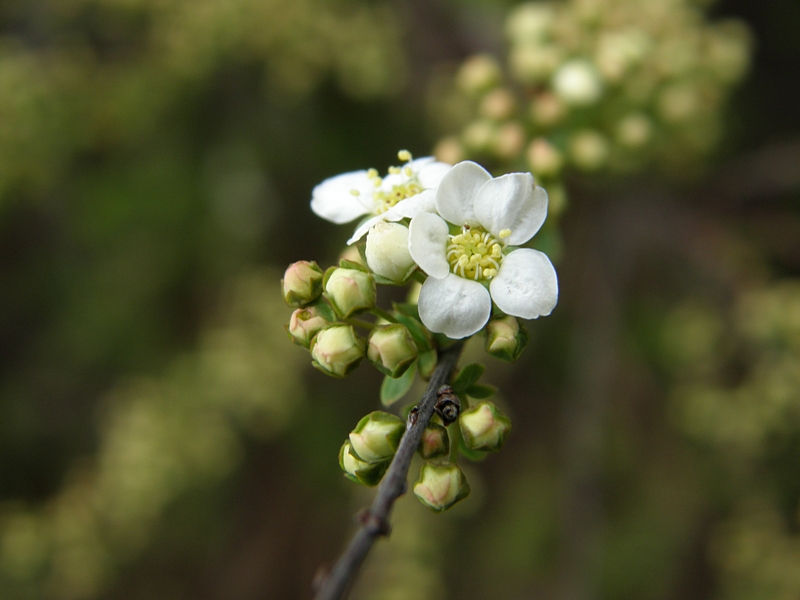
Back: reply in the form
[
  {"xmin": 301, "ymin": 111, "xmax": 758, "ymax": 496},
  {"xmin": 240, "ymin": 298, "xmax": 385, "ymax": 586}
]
[
  {"xmin": 418, "ymin": 349, "xmax": 437, "ymax": 380},
  {"xmin": 452, "ymin": 363, "xmax": 485, "ymax": 395},
  {"xmin": 392, "ymin": 302, "xmax": 420, "ymax": 319},
  {"xmin": 465, "ymin": 383, "xmax": 497, "ymax": 399},
  {"xmin": 380, "ymin": 361, "xmax": 417, "ymax": 406}
]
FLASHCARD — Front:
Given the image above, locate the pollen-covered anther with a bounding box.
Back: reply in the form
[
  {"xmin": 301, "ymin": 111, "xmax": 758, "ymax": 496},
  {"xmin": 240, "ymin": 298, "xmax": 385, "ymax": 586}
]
[
  {"xmin": 398, "ymin": 149, "xmax": 412, "ymax": 162},
  {"xmin": 446, "ymin": 226, "xmax": 504, "ymax": 281},
  {"xmin": 499, "ymin": 229, "xmax": 512, "ymax": 239}
]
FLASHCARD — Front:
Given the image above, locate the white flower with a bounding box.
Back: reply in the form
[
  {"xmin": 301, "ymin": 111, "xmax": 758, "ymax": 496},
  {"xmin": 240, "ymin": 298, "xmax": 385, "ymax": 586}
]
[
  {"xmin": 408, "ymin": 161, "xmax": 558, "ymax": 339},
  {"xmin": 310, "ymin": 151, "xmax": 452, "ymax": 244}
]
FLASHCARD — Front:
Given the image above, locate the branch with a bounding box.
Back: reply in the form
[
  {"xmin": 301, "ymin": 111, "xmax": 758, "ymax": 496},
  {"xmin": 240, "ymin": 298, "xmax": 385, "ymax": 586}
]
[{"xmin": 313, "ymin": 341, "xmax": 465, "ymax": 600}]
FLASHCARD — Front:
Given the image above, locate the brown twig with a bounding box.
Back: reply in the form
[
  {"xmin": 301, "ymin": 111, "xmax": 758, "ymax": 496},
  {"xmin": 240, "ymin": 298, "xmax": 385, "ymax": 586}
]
[{"xmin": 313, "ymin": 341, "xmax": 465, "ymax": 600}]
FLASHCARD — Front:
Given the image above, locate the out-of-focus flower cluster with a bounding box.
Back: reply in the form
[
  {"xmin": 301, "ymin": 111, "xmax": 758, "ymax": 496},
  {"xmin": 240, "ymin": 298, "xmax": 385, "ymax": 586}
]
[
  {"xmin": 432, "ymin": 0, "xmax": 752, "ymax": 209},
  {"xmin": 662, "ymin": 281, "xmax": 800, "ymax": 595},
  {"xmin": 0, "ymin": 272, "xmax": 304, "ymax": 598},
  {"xmin": 0, "ymin": 0, "xmax": 406, "ymax": 207}
]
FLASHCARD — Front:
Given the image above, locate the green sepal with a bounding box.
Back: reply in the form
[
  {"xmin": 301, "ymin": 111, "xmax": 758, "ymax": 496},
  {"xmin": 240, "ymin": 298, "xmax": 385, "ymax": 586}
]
[
  {"xmin": 338, "ymin": 258, "xmax": 369, "ymax": 272},
  {"xmin": 380, "ymin": 360, "xmax": 417, "ymax": 406},
  {"xmin": 465, "ymin": 383, "xmax": 497, "ymax": 399},
  {"xmin": 452, "ymin": 363, "xmax": 485, "ymax": 395},
  {"xmin": 394, "ymin": 313, "xmax": 433, "ymax": 352},
  {"xmin": 418, "ymin": 349, "xmax": 437, "ymax": 380},
  {"xmin": 457, "ymin": 435, "xmax": 489, "ymax": 462}
]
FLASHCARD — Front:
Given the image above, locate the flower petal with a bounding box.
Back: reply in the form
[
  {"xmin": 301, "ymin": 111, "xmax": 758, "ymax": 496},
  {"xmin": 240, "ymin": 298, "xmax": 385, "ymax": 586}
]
[
  {"xmin": 435, "ymin": 161, "xmax": 492, "ymax": 226},
  {"xmin": 347, "ymin": 190, "xmax": 438, "ymax": 245},
  {"xmin": 490, "ymin": 248, "xmax": 558, "ymax": 319},
  {"xmin": 408, "ymin": 212, "xmax": 450, "ymax": 279},
  {"xmin": 474, "ymin": 173, "xmax": 548, "ymax": 245},
  {"xmin": 416, "ymin": 160, "xmax": 453, "ymax": 189},
  {"xmin": 348, "ymin": 214, "xmax": 384, "ymax": 245},
  {"xmin": 418, "ymin": 274, "xmax": 492, "ymax": 339},
  {"xmin": 311, "ymin": 170, "xmax": 375, "ymax": 224},
  {"xmin": 385, "ymin": 189, "xmax": 437, "ymax": 220}
]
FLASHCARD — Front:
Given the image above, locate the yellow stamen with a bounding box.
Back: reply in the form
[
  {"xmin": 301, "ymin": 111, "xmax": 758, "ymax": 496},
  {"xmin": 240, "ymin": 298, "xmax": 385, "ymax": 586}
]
[
  {"xmin": 445, "ymin": 226, "xmax": 505, "ymax": 281},
  {"xmin": 499, "ymin": 229, "xmax": 512, "ymax": 239},
  {"xmin": 398, "ymin": 149, "xmax": 412, "ymax": 162}
]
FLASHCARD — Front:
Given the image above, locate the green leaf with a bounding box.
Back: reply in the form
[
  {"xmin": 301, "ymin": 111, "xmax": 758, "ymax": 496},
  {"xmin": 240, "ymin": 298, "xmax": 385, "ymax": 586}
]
[
  {"xmin": 452, "ymin": 363, "xmax": 485, "ymax": 395},
  {"xmin": 380, "ymin": 360, "xmax": 417, "ymax": 406},
  {"xmin": 418, "ymin": 349, "xmax": 437, "ymax": 380},
  {"xmin": 392, "ymin": 302, "xmax": 420, "ymax": 319},
  {"xmin": 465, "ymin": 383, "xmax": 497, "ymax": 399}
]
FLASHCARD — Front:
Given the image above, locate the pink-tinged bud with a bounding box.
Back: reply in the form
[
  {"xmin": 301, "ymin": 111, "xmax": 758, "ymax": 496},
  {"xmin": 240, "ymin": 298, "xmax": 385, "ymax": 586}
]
[
  {"xmin": 286, "ymin": 302, "xmax": 336, "ymax": 348},
  {"xmin": 339, "ymin": 440, "xmax": 389, "ymax": 486},
  {"xmin": 281, "ymin": 261, "xmax": 323, "ymax": 307},
  {"xmin": 484, "ymin": 316, "xmax": 529, "ymax": 362},
  {"xmin": 323, "ymin": 267, "xmax": 376, "ymax": 318},
  {"xmin": 367, "ymin": 324, "xmax": 419, "ymax": 378},
  {"xmin": 310, "ymin": 324, "xmax": 364, "ymax": 378},
  {"xmin": 459, "ymin": 402, "xmax": 512, "ymax": 452},
  {"xmin": 418, "ymin": 423, "xmax": 449, "ymax": 460},
  {"xmin": 413, "ymin": 463, "xmax": 470, "ymax": 512},
  {"xmin": 349, "ymin": 411, "xmax": 405, "ymax": 463}
]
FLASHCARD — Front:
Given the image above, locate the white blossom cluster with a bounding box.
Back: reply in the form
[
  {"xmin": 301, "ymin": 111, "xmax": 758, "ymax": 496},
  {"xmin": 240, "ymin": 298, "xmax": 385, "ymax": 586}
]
[{"xmin": 311, "ymin": 152, "xmax": 558, "ymax": 339}]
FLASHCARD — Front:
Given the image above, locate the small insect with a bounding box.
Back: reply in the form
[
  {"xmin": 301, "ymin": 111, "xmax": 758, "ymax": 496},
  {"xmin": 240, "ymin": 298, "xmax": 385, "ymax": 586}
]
[{"xmin": 435, "ymin": 385, "xmax": 461, "ymax": 425}]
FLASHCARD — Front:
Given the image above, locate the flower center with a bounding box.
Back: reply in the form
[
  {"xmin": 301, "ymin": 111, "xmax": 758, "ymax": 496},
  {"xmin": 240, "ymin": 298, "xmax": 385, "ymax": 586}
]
[
  {"xmin": 446, "ymin": 226, "xmax": 503, "ymax": 281},
  {"xmin": 350, "ymin": 150, "xmax": 423, "ymax": 214}
]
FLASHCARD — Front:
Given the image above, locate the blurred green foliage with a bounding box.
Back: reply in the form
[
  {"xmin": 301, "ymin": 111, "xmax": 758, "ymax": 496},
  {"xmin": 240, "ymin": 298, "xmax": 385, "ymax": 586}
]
[{"xmin": 0, "ymin": 0, "xmax": 799, "ymax": 598}]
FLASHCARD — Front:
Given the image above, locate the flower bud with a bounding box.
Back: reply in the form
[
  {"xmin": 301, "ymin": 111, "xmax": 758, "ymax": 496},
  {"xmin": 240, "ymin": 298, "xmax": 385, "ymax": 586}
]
[
  {"xmin": 287, "ymin": 302, "xmax": 336, "ymax": 348},
  {"xmin": 484, "ymin": 315, "xmax": 529, "ymax": 362},
  {"xmin": 456, "ymin": 54, "xmax": 502, "ymax": 95},
  {"xmin": 282, "ymin": 261, "xmax": 323, "ymax": 307},
  {"xmin": 569, "ymin": 130, "xmax": 609, "ymax": 171},
  {"xmin": 418, "ymin": 423, "xmax": 449, "ymax": 460},
  {"xmin": 324, "ymin": 267, "xmax": 376, "ymax": 318},
  {"xmin": 367, "ymin": 324, "xmax": 419, "ymax": 378},
  {"xmin": 413, "ymin": 463, "xmax": 470, "ymax": 512},
  {"xmin": 339, "ymin": 440, "xmax": 389, "ymax": 486},
  {"xmin": 526, "ymin": 138, "xmax": 564, "ymax": 179},
  {"xmin": 310, "ymin": 324, "xmax": 364, "ymax": 377},
  {"xmin": 349, "ymin": 411, "xmax": 405, "ymax": 463},
  {"xmin": 459, "ymin": 402, "xmax": 511, "ymax": 452},
  {"xmin": 365, "ymin": 223, "xmax": 416, "ymax": 283},
  {"xmin": 552, "ymin": 59, "xmax": 603, "ymax": 107}
]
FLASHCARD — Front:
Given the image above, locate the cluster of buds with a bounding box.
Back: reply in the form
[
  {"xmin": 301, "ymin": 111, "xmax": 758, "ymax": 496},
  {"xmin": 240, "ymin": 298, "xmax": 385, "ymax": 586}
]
[
  {"xmin": 283, "ymin": 259, "xmax": 423, "ymax": 379},
  {"xmin": 339, "ymin": 412, "xmax": 405, "ymax": 486},
  {"xmin": 411, "ymin": 388, "xmax": 512, "ymax": 511},
  {"xmin": 433, "ymin": 0, "xmax": 752, "ymax": 197},
  {"xmin": 284, "ymin": 150, "xmax": 557, "ymax": 511}
]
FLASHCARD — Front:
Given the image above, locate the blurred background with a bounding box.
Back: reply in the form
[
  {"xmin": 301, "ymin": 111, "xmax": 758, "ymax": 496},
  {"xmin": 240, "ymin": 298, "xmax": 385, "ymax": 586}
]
[{"xmin": 0, "ymin": 0, "xmax": 799, "ymax": 598}]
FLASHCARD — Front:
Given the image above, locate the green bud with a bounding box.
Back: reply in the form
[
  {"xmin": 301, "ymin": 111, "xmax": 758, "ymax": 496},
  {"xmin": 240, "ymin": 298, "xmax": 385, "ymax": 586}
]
[
  {"xmin": 459, "ymin": 402, "xmax": 511, "ymax": 452},
  {"xmin": 339, "ymin": 440, "xmax": 389, "ymax": 486},
  {"xmin": 484, "ymin": 316, "xmax": 529, "ymax": 362},
  {"xmin": 282, "ymin": 260, "xmax": 323, "ymax": 307},
  {"xmin": 310, "ymin": 324, "xmax": 364, "ymax": 377},
  {"xmin": 286, "ymin": 302, "xmax": 336, "ymax": 348},
  {"xmin": 349, "ymin": 411, "xmax": 405, "ymax": 462},
  {"xmin": 367, "ymin": 324, "xmax": 419, "ymax": 378},
  {"xmin": 324, "ymin": 267, "xmax": 377, "ymax": 318},
  {"xmin": 418, "ymin": 422, "xmax": 449, "ymax": 460},
  {"xmin": 413, "ymin": 463, "xmax": 470, "ymax": 512}
]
